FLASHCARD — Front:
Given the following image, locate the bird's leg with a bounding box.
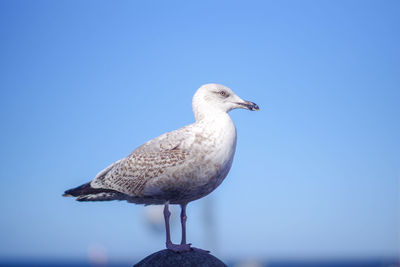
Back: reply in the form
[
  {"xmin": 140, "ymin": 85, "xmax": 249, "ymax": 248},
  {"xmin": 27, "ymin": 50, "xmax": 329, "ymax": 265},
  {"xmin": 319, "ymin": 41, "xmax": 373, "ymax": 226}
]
[
  {"xmin": 180, "ymin": 203, "xmax": 188, "ymax": 245},
  {"xmin": 163, "ymin": 202, "xmax": 192, "ymax": 253},
  {"xmin": 180, "ymin": 203, "xmax": 210, "ymax": 254},
  {"xmin": 163, "ymin": 203, "xmax": 173, "ymax": 247}
]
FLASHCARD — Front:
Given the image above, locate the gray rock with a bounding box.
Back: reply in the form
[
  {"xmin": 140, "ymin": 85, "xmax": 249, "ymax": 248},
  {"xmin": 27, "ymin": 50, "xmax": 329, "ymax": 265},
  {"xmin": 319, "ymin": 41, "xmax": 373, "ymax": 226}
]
[{"xmin": 134, "ymin": 249, "xmax": 227, "ymax": 267}]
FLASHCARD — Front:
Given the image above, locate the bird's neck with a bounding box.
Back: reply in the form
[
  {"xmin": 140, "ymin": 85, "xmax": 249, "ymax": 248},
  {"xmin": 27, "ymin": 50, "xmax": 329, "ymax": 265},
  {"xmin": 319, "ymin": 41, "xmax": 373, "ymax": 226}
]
[
  {"xmin": 194, "ymin": 108, "xmax": 229, "ymax": 125},
  {"xmin": 194, "ymin": 108, "xmax": 236, "ymax": 141},
  {"xmin": 193, "ymin": 104, "xmax": 226, "ymax": 122},
  {"xmin": 193, "ymin": 104, "xmax": 237, "ymax": 145}
]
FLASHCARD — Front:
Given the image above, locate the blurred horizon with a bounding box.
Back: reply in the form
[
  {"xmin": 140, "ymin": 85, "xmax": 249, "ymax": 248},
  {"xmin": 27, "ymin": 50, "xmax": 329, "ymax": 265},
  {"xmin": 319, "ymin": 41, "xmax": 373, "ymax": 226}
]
[{"xmin": 0, "ymin": 0, "xmax": 399, "ymax": 265}]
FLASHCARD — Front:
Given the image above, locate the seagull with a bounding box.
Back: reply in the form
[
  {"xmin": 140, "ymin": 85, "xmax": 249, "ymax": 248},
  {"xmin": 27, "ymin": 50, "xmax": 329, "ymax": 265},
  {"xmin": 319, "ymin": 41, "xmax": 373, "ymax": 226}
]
[{"xmin": 63, "ymin": 83, "xmax": 259, "ymax": 252}]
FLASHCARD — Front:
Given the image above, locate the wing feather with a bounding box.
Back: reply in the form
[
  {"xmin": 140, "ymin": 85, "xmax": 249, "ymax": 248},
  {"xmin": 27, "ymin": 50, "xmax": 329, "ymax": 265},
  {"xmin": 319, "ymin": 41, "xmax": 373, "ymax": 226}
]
[{"xmin": 91, "ymin": 126, "xmax": 193, "ymax": 196}]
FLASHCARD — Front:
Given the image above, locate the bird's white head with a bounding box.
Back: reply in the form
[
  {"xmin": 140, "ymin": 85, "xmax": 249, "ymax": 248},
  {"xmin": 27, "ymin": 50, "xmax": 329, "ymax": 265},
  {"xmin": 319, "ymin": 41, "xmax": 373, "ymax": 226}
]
[{"xmin": 192, "ymin": 83, "xmax": 259, "ymax": 121}]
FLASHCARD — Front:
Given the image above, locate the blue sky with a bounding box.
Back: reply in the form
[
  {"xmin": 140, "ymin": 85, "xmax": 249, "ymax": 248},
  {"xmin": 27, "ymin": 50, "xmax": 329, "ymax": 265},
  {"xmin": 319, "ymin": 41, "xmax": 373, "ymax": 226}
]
[{"xmin": 0, "ymin": 0, "xmax": 399, "ymax": 263}]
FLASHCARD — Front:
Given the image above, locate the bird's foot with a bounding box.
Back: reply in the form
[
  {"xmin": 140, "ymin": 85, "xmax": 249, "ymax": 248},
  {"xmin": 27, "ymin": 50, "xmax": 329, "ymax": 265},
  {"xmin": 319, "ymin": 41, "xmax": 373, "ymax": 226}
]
[
  {"xmin": 166, "ymin": 242, "xmax": 192, "ymax": 253},
  {"xmin": 166, "ymin": 242, "xmax": 210, "ymax": 253}
]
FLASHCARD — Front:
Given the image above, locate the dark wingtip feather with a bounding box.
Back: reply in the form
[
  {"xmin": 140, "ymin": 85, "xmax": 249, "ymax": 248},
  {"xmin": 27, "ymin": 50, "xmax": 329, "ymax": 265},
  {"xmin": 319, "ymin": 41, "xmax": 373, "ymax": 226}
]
[
  {"xmin": 63, "ymin": 182, "xmax": 92, "ymax": 197},
  {"xmin": 63, "ymin": 182, "xmax": 127, "ymax": 202}
]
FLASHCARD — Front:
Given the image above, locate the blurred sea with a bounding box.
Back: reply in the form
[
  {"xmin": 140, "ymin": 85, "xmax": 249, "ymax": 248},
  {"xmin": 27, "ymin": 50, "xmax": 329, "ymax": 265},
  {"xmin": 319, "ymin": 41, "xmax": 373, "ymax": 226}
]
[{"xmin": 0, "ymin": 259, "xmax": 398, "ymax": 267}]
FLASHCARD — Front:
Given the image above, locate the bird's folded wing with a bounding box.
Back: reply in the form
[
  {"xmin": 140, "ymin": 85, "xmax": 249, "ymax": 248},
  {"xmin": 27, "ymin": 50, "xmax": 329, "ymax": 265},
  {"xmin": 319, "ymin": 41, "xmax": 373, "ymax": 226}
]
[{"xmin": 91, "ymin": 127, "xmax": 193, "ymax": 196}]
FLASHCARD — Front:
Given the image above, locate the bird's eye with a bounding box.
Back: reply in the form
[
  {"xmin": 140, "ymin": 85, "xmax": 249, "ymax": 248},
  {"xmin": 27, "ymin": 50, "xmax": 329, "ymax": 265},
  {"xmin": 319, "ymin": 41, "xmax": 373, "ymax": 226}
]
[{"xmin": 219, "ymin": 90, "xmax": 227, "ymax": 97}]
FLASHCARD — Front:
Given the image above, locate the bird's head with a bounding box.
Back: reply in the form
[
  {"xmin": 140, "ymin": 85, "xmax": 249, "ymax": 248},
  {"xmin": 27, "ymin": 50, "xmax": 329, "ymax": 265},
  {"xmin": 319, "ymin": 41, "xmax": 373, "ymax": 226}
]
[{"xmin": 192, "ymin": 83, "xmax": 259, "ymax": 120}]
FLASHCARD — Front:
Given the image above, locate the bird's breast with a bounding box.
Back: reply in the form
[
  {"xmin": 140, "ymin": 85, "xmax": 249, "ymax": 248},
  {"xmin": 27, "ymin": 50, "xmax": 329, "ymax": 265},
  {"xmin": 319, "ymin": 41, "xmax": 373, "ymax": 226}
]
[{"xmin": 193, "ymin": 116, "xmax": 237, "ymax": 180}]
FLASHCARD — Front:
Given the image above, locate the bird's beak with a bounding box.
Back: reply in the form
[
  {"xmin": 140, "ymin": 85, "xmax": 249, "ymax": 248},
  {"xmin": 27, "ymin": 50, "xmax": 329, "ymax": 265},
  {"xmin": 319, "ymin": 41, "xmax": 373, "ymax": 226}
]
[{"xmin": 235, "ymin": 100, "xmax": 260, "ymax": 111}]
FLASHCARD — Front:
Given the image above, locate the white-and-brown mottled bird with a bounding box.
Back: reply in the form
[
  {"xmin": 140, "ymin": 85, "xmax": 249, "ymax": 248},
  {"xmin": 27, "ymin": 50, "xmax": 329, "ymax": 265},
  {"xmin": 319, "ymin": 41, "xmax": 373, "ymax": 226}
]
[{"xmin": 63, "ymin": 83, "xmax": 259, "ymax": 252}]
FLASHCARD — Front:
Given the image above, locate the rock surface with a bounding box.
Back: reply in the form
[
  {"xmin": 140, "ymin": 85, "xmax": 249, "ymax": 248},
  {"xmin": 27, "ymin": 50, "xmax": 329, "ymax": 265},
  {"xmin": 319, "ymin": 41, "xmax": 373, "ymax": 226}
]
[{"xmin": 134, "ymin": 249, "xmax": 227, "ymax": 267}]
